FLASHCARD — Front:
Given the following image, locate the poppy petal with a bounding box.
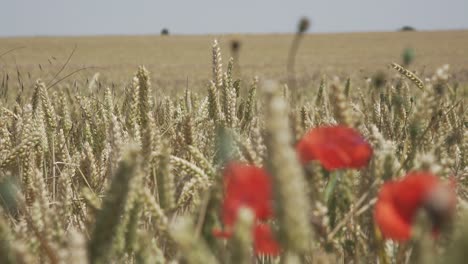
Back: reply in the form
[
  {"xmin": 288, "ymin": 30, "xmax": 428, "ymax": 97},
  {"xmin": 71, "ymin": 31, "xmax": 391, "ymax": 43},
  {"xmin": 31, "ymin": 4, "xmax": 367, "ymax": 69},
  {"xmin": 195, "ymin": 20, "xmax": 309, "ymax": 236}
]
[
  {"xmin": 297, "ymin": 126, "xmax": 372, "ymax": 170},
  {"xmin": 374, "ymin": 172, "xmax": 456, "ymax": 241},
  {"xmin": 253, "ymin": 224, "xmax": 281, "ymax": 256},
  {"xmin": 374, "ymin": 183, "xmax": 411, "ymax": 240},
  {"xmin": 222, "ymin": 162, "xmax": 274, "ymax": 226},
  {"xmin": 212, "ymin": 228, "xmax": 233, "ymax": 239}
]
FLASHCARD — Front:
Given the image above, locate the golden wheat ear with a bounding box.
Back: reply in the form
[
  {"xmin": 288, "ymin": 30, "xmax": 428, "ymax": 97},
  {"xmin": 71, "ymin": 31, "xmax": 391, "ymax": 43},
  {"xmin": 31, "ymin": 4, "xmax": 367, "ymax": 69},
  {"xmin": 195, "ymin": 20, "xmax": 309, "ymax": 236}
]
[{"xmin": 390, "ymin": 62, "xmax": 425, "ymax": 90}]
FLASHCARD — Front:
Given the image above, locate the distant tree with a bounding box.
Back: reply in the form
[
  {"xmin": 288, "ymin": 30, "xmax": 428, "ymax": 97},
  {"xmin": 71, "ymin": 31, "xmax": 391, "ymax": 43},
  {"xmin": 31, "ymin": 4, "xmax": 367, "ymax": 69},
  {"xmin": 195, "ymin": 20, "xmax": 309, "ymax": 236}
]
[
  {"xmin": 400, "ymin": 26, "xmax": 416, "ymax": 32},
  {"xmin": 161, "ymin": 28, "xmax": 170, "ymax": 36}
]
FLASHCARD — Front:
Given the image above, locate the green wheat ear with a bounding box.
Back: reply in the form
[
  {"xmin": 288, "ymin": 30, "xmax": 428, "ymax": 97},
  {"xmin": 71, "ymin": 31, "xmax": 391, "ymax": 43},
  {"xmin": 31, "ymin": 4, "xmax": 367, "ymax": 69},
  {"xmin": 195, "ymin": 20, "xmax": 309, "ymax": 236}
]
[
  {"xmin": 391, "ymin": 62, "xmax": 424, "ymax": 90},
  {"xmin": 170, "ymin": 217, "xmax": 219, "ymax": 264},
  {"xmin": 88, "ymin": 144, "xmax": 140, "ymax": 264},
  {"xmin": 0, "ymin": 215, "xmax": 18, "ymax": 264},
  {"xmin": 263, "ymin": 80, "xmax": 313, "ymax": 255},
  {"xmin": 228, "ymin": 207, "xmax": 254, "ymax": 264}
]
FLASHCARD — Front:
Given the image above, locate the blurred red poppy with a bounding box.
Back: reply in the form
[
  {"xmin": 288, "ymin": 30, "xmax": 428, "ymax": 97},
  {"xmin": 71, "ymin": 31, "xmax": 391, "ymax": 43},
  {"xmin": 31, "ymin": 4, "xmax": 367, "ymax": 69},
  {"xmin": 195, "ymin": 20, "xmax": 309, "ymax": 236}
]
[
  {"xmin": 296, "ymin": 125, "xmax": 372, "ymax": 171},
  {"xmin": 222, "ymin": 162, "xmax": 273, "ymax": 226},
  {"xmin": 213, "ymin": 162, "xmax": 280, "ymax": 255},
  {"xmin": 253, "ymin": 224, "xmax": 281, "ymax": 256},
  {"xmin": 213, "ymin": 223, "xmax": 280, "ymax": 256},
  {"xmin": 374, "ymin": 172, "xmax": 456, "ymax": 241}
]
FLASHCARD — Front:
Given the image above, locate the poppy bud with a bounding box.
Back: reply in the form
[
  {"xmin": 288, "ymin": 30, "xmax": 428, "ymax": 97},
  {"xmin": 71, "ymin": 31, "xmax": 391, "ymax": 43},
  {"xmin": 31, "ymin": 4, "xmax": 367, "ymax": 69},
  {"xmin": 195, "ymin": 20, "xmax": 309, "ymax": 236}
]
[
  {"xmin": 230, "ymin": 39, "xmax": 241, "ymax": 53},
  {"xmin": 297, "ymin": 17, "xmax": 310, "ymax": 34},
  {"xmin": 423, "ymin": 184, "xmax": 456, "ymax": 229}
]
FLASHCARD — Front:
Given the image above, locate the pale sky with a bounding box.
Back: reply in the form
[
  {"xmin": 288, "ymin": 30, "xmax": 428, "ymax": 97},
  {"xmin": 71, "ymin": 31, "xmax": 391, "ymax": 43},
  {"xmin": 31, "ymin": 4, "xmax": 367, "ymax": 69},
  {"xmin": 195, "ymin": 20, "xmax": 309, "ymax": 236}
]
[{"xmin": 1, "ymin": 0, "xmax": 467, "ymax": 36}]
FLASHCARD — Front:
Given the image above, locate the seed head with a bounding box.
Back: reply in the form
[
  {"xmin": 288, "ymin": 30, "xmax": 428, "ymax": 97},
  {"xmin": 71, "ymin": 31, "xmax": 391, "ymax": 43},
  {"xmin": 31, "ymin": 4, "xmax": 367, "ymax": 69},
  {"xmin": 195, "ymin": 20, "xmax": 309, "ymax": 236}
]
[{"xmin": 297, "ymin": 17, "xmax": 310, "ymax": 34}]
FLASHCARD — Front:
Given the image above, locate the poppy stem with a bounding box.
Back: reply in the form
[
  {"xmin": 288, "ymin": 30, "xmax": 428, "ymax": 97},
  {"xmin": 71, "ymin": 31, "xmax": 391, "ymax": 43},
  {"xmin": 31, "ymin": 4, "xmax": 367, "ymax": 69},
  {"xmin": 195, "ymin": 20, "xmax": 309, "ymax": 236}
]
[
  {"xmin": 323, "ymin": 172, "xmax": 339, "ymax": 203},
  {"xmin": 327, "ymin": 182, "xmax": 376, "ymax": 241}
]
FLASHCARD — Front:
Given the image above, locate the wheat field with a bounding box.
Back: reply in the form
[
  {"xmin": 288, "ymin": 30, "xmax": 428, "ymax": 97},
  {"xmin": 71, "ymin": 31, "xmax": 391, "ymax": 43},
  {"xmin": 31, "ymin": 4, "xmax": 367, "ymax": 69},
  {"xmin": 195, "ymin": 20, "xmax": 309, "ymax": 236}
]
[
  {"xmin": 0, "ymin": 30, "xmax": 467, "ymax": 263},
  {"xmin": 1, "ymin": 30, "xmax": 468, "ymax": 91}
]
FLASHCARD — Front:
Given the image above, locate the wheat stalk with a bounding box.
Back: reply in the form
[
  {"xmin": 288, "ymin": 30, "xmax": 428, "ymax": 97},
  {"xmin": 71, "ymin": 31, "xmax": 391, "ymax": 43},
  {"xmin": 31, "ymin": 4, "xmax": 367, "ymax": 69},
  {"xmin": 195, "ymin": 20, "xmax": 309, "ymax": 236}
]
[{"xmin": 391, "ymin": 62, "xmax": 424, "ymax": 90}]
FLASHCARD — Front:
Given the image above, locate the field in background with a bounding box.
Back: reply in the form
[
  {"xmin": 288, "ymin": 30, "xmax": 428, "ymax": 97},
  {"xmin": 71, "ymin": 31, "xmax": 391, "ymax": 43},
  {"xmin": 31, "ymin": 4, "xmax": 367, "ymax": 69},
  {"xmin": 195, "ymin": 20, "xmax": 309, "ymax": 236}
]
[{"xmin": 1, "ymin": 30, "xmax": 468, "ymax": 93}]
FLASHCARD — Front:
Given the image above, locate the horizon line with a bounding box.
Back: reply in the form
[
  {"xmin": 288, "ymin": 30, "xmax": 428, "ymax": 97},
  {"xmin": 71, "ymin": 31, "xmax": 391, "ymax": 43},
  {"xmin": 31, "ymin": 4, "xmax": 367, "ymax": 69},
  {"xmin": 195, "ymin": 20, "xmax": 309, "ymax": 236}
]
[{"xmin": 1, "ymin": 28, "xmax": 467, "ymax": 39}]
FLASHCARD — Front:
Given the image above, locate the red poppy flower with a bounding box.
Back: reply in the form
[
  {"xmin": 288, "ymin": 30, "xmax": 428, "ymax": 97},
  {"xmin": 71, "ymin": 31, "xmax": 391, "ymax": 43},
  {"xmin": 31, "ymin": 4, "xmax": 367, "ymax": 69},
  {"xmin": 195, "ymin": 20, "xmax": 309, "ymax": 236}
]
[
  {"xmin": 213, "ymin": 162, "xmax": 280, "ymax": 255},
  {"xmin": 212, "ymin": 229, "xmax": 232, "ymax": 239},
  {"xmin": 221, "ymin": 162, "xmax": 273, "ymax": 226},
  {"xmin": 374, "ymin": 172, "xmax": 456, "ymax": 241},
  {"xmin": 213, "ymin": 223, "xmax": 280, "ymax": 256},
  {"xmin": 296, "ymin": 125, "xmax": 372, "ymax": 171},
  {"xmin": 253, "ymin": 224, "xmax": 280, "ymax": 256}
]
